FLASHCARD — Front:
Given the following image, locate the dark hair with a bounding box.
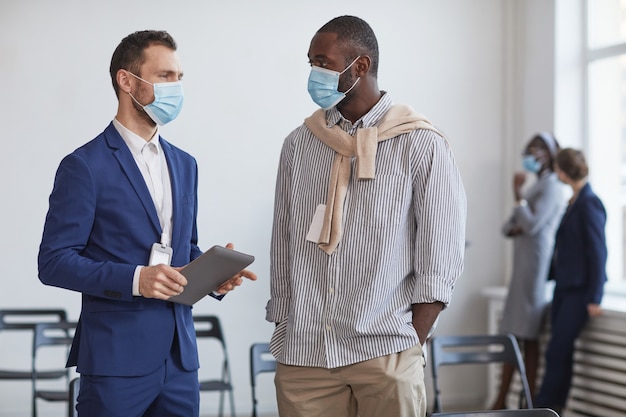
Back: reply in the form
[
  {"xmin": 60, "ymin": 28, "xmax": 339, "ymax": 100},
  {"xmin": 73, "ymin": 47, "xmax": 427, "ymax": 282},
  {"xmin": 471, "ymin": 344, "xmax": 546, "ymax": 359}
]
[
  {"xmin": 318, "ymin": 16, "xmax": 379, "ymax": 77},
  {"xmin": 556, "ymin": 148, "xmax": 589, "ymax": 181},
  {"xmin": 109, "ymin": 30, "xmax": 177, "ymax": 97}
]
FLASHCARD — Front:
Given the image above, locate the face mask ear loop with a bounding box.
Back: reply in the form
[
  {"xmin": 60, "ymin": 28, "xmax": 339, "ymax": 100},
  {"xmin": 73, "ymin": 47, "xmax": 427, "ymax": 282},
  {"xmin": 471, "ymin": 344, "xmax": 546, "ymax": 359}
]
[
  {"xmin": 126, "ymin": 70, "xmax": 159, "ymax": 110},
  {"xmin": 339, "ymin": 56, "xmax": 361, "ymax": 75},
  {"xmin": 343, "ymin": 77, "xmax": 360, "ymax": 95},
  {"xmin": 128, "ymin": 91, "xmax": 147, "ymax": 109},
  {"xmin": 127, "ymin": 71, "xmax": 154, "ymax": 86},
  {"xmin": 338, "ymin": 56, "xmax": 361, "ymax": 95},
  {"xmin": 125, "ymin": 70, "xmax": 152, "ymax": 108}
]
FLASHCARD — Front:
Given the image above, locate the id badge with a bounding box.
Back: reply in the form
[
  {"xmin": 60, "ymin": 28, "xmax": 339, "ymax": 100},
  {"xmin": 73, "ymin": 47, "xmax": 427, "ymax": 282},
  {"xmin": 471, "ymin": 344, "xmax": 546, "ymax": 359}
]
[{"xmin": 149, "ymin": 243, "xmax": 173, "ymax": 266}]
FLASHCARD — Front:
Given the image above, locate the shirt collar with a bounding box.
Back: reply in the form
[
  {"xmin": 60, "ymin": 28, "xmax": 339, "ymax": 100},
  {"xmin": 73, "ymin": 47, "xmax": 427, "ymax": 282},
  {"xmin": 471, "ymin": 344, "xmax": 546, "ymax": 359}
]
[
  {"xmin": 112, "ymin": 118, "xmax": 161, "ymax": 157},
  {"xmin": 325, "ymin": 91, "xmax": 393, "ymax": 131}
]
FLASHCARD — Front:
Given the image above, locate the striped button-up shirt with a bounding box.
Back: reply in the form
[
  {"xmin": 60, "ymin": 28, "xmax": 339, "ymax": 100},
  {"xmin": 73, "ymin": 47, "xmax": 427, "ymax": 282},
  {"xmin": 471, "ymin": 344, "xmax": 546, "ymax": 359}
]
[{"xmin": 266, "ymin": 93, "xmax": 466, "ymax": 368}]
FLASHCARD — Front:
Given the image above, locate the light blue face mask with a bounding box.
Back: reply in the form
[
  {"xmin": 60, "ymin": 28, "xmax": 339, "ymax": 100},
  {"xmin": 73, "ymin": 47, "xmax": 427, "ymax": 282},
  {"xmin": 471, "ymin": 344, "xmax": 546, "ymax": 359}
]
[
  {"xmin": 307, "ymin": 56, "xmax": 360, "ymax": 109},
  {"xmin": 128, "ymin": 72, "xmax": 184, "ymax": 125},
  {"xmin": 522, "ymin": 155, "xmax": 541, "ymax": 173}
]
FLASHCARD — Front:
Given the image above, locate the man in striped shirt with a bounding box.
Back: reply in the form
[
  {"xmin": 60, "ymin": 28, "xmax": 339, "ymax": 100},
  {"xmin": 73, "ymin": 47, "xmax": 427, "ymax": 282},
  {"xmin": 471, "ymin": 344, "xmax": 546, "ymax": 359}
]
[{"xmin": 266, "ymin": 15, "xmax": 467, "ymax": 417}]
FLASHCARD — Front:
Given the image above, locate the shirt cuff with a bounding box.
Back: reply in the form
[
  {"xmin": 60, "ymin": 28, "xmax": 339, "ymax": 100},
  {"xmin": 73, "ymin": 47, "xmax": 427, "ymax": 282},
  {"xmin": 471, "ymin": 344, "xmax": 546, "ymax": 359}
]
[{"xmin": 132, "ymin": 266, "xmax": 142, "ymax": 296}]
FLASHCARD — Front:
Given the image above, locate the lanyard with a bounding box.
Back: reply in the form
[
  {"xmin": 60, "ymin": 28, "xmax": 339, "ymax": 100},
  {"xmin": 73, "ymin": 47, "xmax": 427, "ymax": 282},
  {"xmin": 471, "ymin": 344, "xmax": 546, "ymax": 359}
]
[{"xmin": 143, "ymin": 141, "xmax": 172, "ymax": 248}]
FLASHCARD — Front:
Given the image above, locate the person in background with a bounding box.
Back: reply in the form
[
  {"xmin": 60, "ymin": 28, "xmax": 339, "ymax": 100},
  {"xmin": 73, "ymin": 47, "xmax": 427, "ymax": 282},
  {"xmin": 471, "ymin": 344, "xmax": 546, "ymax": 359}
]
[
  {"xmin": 491, "ymin": 132, "xmax": 565, "ymax": 409},
  {"xmin": 266, "ymin": 15, "xmax": 466, "ymax": 417},
  {"xmin": 38, "ymin": 30, "xmax": 255, "ymax": 416},
  {"xmin": 534, "ymin": 148, "xmax": 607, "ymax": 414}
]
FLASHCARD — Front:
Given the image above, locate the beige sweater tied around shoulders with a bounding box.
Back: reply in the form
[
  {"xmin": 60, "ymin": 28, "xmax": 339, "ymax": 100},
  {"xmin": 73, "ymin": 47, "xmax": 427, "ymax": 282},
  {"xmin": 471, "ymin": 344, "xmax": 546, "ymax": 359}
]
[{"xmin": 303, "ymin": 104, "xmax": 442, "ymax": 255}]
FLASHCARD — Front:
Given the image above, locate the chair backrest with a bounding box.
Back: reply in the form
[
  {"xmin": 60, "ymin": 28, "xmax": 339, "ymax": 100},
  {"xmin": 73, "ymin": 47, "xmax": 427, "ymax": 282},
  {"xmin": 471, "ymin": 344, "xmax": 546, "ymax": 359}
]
[
  {"xmin": 250, "ymin": 342, "xmax": 276, "ymax": 384},
  {"xmin": 194, "ymin": 315, "xmax": 226, "ymax": 346},
  {"xmin": 431, "ymin": 408, "xmax": 560, "ymax": 416},
  {"xmin": 249, "ymin": 342, "xmax": 276, "ymax": 417},
  {"xmin": 0, "ymin": 309, "xmax": 68, "ymax": 331},
  {"xmin": 32, "ymin": 321, "xmax": 76, "ymax": 351},
  {"xmin": 32, "ymin": 321, "xmax": 76, "ymax": 377},
  {"xmin": 430, "ymin": 334, "xmax": 533, "ymax": 413},
  {"xmin": 0, "ymin": 309, "xmax": 68, "ymax": 381}
]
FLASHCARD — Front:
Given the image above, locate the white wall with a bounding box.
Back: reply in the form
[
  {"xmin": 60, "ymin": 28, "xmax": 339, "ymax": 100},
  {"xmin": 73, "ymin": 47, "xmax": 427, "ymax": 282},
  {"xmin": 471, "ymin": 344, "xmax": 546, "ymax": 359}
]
[{"xmin": 0, "ymin": 0, "xmax": 558, "ymax": 415}]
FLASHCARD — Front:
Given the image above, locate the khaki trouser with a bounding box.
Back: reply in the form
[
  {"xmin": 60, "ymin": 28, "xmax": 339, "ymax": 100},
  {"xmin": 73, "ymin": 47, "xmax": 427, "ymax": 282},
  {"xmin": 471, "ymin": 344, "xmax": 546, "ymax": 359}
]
[{"xmin": 275, "ymin": 344, "xmax": 426, "ymax": 417}]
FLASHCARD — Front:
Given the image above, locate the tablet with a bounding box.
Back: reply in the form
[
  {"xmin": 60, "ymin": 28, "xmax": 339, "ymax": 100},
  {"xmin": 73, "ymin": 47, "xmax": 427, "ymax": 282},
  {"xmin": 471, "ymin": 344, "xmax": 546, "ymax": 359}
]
[{"xmin": 169, "ymin": 245, "xmax": 255, "ymax": 306}]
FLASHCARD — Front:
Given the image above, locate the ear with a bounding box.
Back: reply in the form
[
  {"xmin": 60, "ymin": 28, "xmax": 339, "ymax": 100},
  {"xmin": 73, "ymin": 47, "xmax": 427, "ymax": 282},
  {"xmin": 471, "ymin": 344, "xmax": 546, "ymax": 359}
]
[
  {"xmin": 354, "ymin": 55, "xmax": 371, "ymax": 77},
  {"xmin": 117, "ymin": 69, "xmax": 133, "ymax": 94}
]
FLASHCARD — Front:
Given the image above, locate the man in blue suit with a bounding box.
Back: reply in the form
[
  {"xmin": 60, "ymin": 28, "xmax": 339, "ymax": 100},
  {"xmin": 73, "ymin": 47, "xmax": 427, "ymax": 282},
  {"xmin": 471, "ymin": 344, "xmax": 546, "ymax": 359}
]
[{"xmin": 38, "ymin": 30, "xmax": 256, "ymax": 417}]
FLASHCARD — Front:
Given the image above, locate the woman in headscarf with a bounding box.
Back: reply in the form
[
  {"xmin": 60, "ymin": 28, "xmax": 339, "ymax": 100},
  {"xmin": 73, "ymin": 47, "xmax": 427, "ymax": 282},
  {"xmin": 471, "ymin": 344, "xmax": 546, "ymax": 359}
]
[{"xmin": 492, "ymin": 132, "xmax": 566, "ymax": 409}]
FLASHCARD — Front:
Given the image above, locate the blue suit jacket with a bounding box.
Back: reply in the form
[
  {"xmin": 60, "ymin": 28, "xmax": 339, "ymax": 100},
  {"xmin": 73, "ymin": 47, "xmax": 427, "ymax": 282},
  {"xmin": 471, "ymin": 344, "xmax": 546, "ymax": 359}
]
[
  {"xmin": 38, "ymin": 123, "xmax": 205, "ymax": 376},
  {"xmin": 550, "ymin": 183, "xmax": 607, "ymax": 305}
]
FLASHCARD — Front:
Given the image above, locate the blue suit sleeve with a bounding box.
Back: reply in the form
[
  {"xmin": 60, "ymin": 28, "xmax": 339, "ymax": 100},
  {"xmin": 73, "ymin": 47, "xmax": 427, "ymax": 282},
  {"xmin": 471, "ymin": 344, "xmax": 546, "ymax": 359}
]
[
  {"xmin": 38, "ymin": 154, "xmax": 136, "ymax": 300},
  {"xmin": 582, "ymin": 196, "xmax": 608, "ymax": 305}
]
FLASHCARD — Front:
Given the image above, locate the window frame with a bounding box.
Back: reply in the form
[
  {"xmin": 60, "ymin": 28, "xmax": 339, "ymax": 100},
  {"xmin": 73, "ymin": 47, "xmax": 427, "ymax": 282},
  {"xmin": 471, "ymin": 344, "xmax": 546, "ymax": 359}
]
[{"xmin": 583, "ymin": 0, "xmax": 626, "ymax": 295}]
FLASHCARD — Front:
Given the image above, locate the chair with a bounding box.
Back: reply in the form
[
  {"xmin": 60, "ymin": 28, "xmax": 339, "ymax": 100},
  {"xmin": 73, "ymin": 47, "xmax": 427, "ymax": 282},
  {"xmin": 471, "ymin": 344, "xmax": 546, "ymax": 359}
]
[
  {"xmin": 250, "ymin": 342, "xmax": 277, "ymax": 417},
  {"xmin": 0, "ymin": 309, "xmax": 69, "ymax": 417},
  {"xmin": 68, "ymin": 377, "xmax": 80, "ymax": 417},
  {"xmin": 31, "ymin": 320, "xmax": 77, "ymax": 417},
  {"xmin": 0, "ymin": 309, "xmax": 68, "ymax": 381},
  {"xmin": 194, "ymin": 315, "xmax": 235, "ymax": 417},
  {"xmin": 431, "ymin": 409, "xmax": 559, "ymax": 416},
  {"xmin": 430, "ymin": 334, "xmax": 533, "ymax": 413}
]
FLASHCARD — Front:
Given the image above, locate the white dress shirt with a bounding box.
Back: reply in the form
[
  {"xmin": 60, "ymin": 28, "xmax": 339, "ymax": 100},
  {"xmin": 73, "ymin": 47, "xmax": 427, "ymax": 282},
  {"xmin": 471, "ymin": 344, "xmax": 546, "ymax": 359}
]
[{"xmin": 112, "ymin": 118, "xmax": 173, "ymax": 296}]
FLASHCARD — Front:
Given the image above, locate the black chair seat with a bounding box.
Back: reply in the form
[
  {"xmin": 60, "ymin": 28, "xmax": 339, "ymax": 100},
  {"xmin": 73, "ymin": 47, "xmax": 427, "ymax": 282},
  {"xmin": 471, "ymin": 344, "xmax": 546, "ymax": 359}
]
[
  {"xmin": 430, "ymin": 333, "xmax": 534, "ymax": 413},
  {"xmin": 199, "ymin": 380, "xmax": 233, "ymax": 391},
  {"xmin": 431, "ymin": 409, "xmax": 560, "ymax": 416},
  {"xmin": 0, "ymin": 369, "xmax": 66, "ymax": 379},
  {"xmin": 36, "ymin": 389, "xmax": 69, "ymax": 402}
]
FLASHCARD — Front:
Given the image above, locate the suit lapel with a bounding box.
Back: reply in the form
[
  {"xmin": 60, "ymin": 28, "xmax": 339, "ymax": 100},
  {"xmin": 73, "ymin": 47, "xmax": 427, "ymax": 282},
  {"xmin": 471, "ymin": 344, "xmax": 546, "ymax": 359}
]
[
  {"xmin": 160, "ymin": 138, "xmax": 182, "ymax": 249},
  {"xmin": 557, "ymin": 183, "xmax": 590, "ymax": 237},
  {"xmin": 104, "ymin": 124, "xmax": 161, "ymax": 234}
]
